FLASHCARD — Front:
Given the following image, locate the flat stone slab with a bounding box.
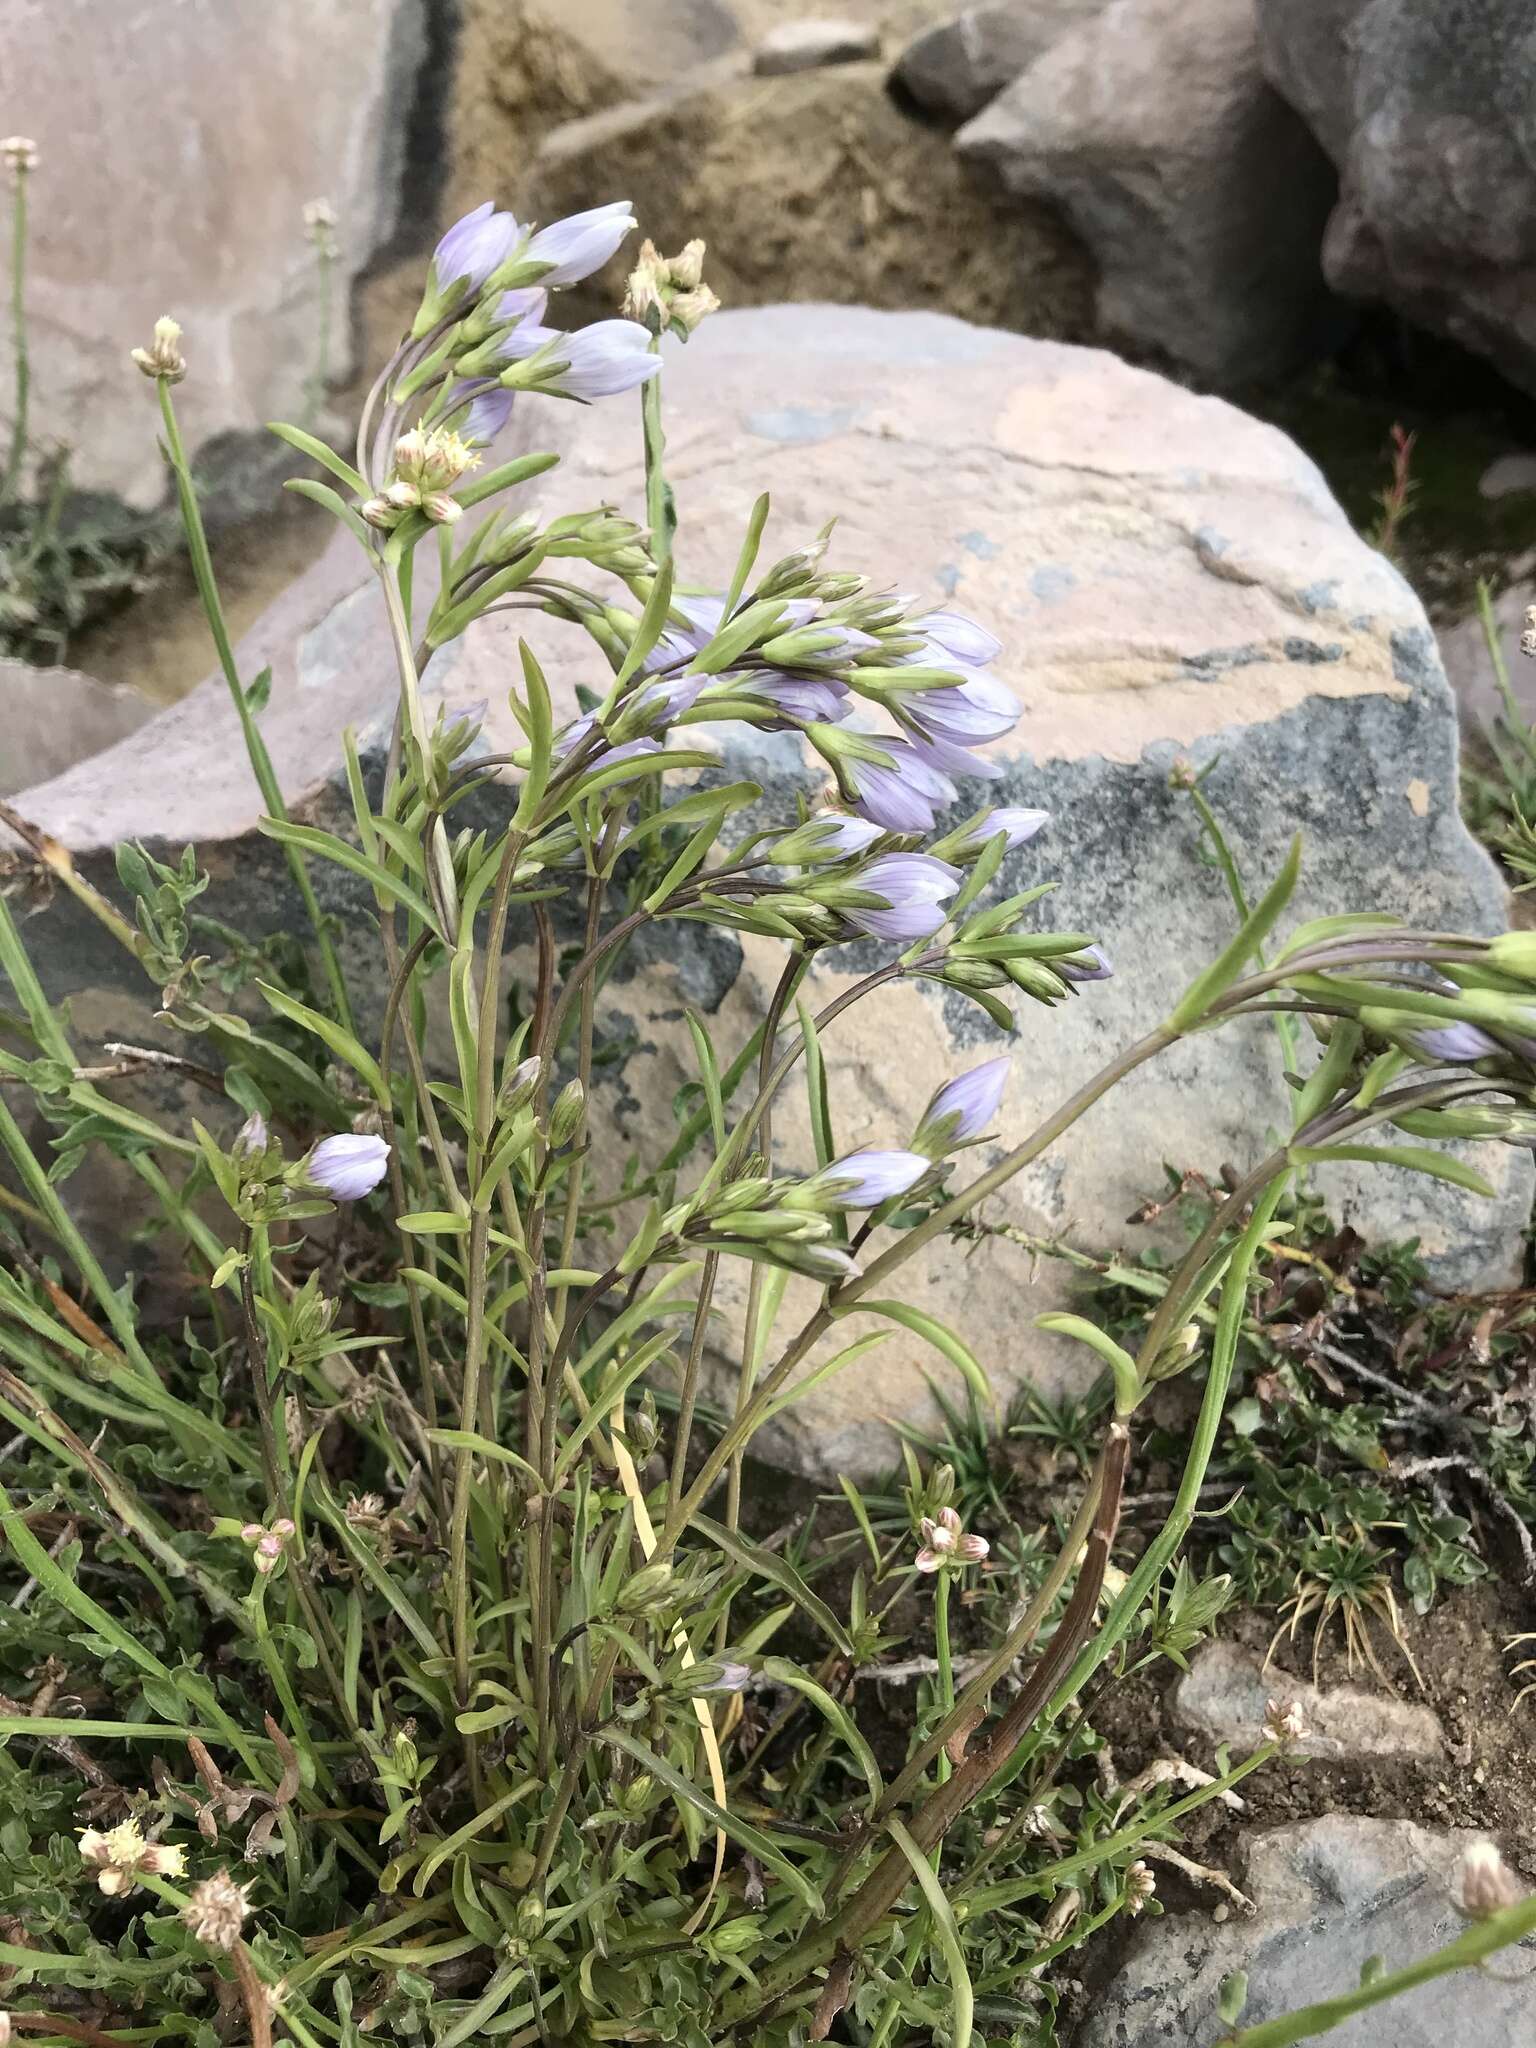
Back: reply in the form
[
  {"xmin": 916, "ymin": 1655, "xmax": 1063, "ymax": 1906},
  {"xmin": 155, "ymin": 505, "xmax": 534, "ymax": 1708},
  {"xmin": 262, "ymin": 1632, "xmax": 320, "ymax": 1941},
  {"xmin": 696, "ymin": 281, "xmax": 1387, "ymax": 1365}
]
[
  {"xmin": 1175, "ymin": 1641, "xmax": 1444, "ymax": 1762},
  {"xmin": 1078, "ymin": 1816, "xmax": 1536, "ymax": 2045},
  {"xmin": 4, "ymin": 307, "xmax": 1526, "ymax": 1473},
  {"xmin": 0, "ymin": 660, "xmax": 154, "ymax": 798}
]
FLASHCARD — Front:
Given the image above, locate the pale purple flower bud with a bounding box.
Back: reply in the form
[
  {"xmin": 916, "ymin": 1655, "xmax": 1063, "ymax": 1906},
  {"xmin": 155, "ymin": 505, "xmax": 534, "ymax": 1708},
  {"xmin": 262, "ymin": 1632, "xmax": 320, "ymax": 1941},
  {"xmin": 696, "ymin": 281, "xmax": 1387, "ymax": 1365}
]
[
  {"xmin": 1058, "ymin": 944, "xmax": 1113, "ymax": 984},
  {"xmin": 770, "ymin": 812, "xmax": 886, "ymax": 865},
  {"xmin": 620, "ymin": 672, "xmax": 708, "ymax": 739},
  {"xmin": 697, "ymin": 1662, "xmax": 752, "ymax": 1693},
  {"xmin": 843, "ymin": 739, "xmax": 957, "ymax": 833},
  {"xmin": 433, "ymin": 202, "xmax": 519, "ymax": 292},
  {"xmin": 505, "ymin": 318, "xmax": 660, "ymax": 401},
  {"xmin": 233, "ymin": 1111, "xmax": 268, "ymax": 1158},
  {"xmin": 913, "ymin": 1056, "xmax": 1010, "ymax": 1156},
  {"xmin": 912, "ymin": 609, "xmax": 1002, "ymax": 666},
  {"xmin": 915, "ymin": 1504, "xmax": 989, "ymax": 1571},
  {"xmin": 525, "ymin": 201, "xmax": 637, "ymax": 287},
  {"xmin": 308, "ymin": 1133, "xmax": 391, "ymax": 1202},
  {"xmin": 792, "ymin": 1147, "xmax": 932, "ymax": 1213},
  {"xmin": 843, "ymin": 852, "xmax": 961, "ymax": 941},
  {"xmin": 1408, "ymin": 1023, "xmax": 1502, "ymax": 1064}
]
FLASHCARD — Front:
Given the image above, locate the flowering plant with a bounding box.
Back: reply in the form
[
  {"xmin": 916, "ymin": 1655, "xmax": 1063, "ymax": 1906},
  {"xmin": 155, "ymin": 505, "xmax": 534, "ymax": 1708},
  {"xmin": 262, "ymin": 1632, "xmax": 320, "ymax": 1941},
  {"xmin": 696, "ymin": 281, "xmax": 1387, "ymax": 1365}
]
[{"xmin": 3, "ymin": 196, "xmax": 1536, "ymax": 2046}]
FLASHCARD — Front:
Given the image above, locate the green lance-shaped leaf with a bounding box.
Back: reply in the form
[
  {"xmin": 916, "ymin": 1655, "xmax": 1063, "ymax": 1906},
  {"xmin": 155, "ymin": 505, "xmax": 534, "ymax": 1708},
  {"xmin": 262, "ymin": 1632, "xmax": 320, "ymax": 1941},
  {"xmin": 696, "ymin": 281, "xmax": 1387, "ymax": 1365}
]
[
  {"xmin": 1167, "ymin": 833, "xmax": 1301, "ymax": 1032},
  {"xmin": 756, "ymin": 1656, "xmax": 884, "ymax": 1812},
  {"xmin": 843, "ymin": 1299, "xmax": 993, "ymax": 1409},
  {"xmin": 691, "ymin": 1513, "xmax": 855, "ymax": 1656},
  {"xmin": 268, "ymin": 420, "xmax": 369, "ymax": 495},
  {"xmin": 885, "ymin": 1816, "xmax": 974, "ymax": 2048},
  {"xmin": 257, "ymin": 980, "xmax": 387, "ymax": 1104},
  {"xmin": 1035, "ymin": 1311, "xmax": 1142, "ymax": 1415},
  {"xmin": 1289, "ymin": 1141, "xmax": 1495, "ymax": 1199}
]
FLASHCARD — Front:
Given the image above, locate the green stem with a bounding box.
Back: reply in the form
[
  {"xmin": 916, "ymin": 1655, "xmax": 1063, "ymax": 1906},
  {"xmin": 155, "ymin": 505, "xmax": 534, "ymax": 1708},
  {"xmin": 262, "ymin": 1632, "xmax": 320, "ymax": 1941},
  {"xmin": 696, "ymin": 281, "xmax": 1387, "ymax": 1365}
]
[
  {"xmin": 1184, "ymin": 778, "xmax": 1297, "ymax": 1076},
  {"xmin": 1224, "ymin": 1888, "xmax": 1536, "ymax": 2047},
  {"xmin": 2, "ymin": 162, "xmax": 29, "ymax": 502},
  {"xmin": 933, "ymin": 1571, "xmax": 953, "ymax": 1786},
  {"xmin": 641, "ymin": 338, "xmax": 671, "ymax": 566},
  {"xmin": 154, "ymin": 380, "xmax": 354, "ymax": 1033}
]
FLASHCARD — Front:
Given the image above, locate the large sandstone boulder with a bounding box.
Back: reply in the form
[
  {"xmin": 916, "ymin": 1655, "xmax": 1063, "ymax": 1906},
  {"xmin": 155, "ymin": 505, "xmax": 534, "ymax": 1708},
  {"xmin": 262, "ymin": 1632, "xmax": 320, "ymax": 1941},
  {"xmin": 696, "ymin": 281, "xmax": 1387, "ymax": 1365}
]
[
  {"xmin": 1079, "ymin": 1817, "xmax": 1533, "ymax": 2044},
  {"xmin": 0, "ymin": 660, "xmax": 152, "ymax": 797},
  {"xmin": 0, "ymin": 0, "xmax": 425, "ymax": 508},
  {"xmin": 1258, "ymin": 0, "xmax": 1536, "ymax": 396},
  {"xmin": 957, "ymin": 0, "xmax": 1341, "ymax": 386},
  {"xmin": 4, "ymin": 307, "xmax": 1525, "ymax": 1476}
]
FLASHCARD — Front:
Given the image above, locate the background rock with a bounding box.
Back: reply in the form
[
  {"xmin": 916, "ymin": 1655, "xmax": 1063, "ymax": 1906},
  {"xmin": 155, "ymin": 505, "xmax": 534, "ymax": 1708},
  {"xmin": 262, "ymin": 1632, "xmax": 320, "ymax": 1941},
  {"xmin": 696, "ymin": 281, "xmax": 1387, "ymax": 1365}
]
[
  {"xmin": 1439, "ymin": 574, "xmax": 1536, "ymax": 742},
  {"xmin": 958, "ymin": 0, "xmax": 1340, "ymax": 385},
  {"xmin": 754, "ymin": 20, "xmax": 881, "ymax": 75},
  {"xmin": 0, "ymin": 660, "xmax": 151, "ymax": 796},
  {"xmin": 0, "ymin": 0, "xmax": 425, "ymax": 509},
  {"xmin": 891, "ymin": 0, "xmax": 1106, "ymax": 126},
  {"xmin": 1175, "ymin": 1641, "xmax": 1444, "ymax": 1760},
  {"xmin": 516, "ymin": 62, "xmax": 1093, "ymax": 339},
  {"xmin": 4, "ymin": 306, "xmax": 1526, "ymax": 1476},
  {"xmin": 1258, "ymin": 0, "xmax": 1536, "ymax": 397},
  {"xmin": 1077, "ymin": 1816, "xmax": 1534, "ymax": 2044}
]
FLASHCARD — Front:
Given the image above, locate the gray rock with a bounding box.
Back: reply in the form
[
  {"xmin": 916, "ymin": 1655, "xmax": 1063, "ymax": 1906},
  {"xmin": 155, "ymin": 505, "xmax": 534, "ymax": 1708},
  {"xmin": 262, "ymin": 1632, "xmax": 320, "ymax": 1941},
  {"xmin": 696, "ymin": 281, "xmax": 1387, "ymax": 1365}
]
[
  {"xmin": 891, "ymin": 0, "xmax": 1106, "ymax": 125},
  {"xmin": 1440, "ymin": 580, "xmax": 1536, "ymax": 741},
  {"xmin": 3, "ymin": 306, "xmax": 1526, "ymax": 1476},
  {"xmin": 0, "ymin": 660, "xmax": 153, "ymax": 798},
  {"xmin": 1078, "ymin": 1816, "xmax": 1536, "ymax": 2045},
  {"xmin": 958, "ymin": 0, "xmax": 1341, "ymax": 386},
  {"xmin": 1175, "ymin": 1641, "xmax": 1444, "ymax": 1761},
  {"xmin": 754, "ymin": 19, "xmax": 879, "ymax": 76},
  {"xmin": 1258, "ymin": 0, "xmax": 1536, "ymax": 396},
  {"xmin": 0, "ymin": 0, "xmax": 425, "ymax": 510},
  {"xmin": 1479, "ymin": 454, "xmax": 1536, "ymax": 502}
]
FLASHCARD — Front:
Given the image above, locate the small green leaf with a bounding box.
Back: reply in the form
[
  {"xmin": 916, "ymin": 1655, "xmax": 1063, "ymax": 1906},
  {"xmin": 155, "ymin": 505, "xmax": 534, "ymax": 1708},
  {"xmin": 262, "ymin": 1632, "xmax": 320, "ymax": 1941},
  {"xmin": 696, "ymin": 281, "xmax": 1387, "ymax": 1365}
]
[
  {"xmin": 1289, "ymin": 1142, "xmax": 1494, "ymax": 1199},
  {"xmin": 1168, "ymin": 834, "xmax": 1302, "ymax": 1032},
  {"xmin": 1035, "ymin": 1311, "xmax": 1142, "ymax": 1415}
]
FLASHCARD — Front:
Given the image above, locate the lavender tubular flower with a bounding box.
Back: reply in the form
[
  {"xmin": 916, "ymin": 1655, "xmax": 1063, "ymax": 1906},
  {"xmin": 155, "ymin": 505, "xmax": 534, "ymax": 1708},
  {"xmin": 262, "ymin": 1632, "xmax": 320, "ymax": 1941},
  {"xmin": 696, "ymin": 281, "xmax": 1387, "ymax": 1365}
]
[
  {"xmin": 787, "ymin": 1148, "xmax": 931, "ymax": 1213},
  {"xmin": 525, "ymin": 201, "xmax": 637, "ymax": 286},
  {"xmin": 432, "ymin": 201, "xmax": 519, "ymax": 293},
  {"xmin": 819, "ymin": 733, "xmax": 957, "ymax": 834},
  {"xmin": 308, "ymin": 1133, "xmax": 390, "ymax": 1201},
  {"xmin": 453, "ymin": 381, "xmax": 515, "ymax": 446},
  {"xmin": 902, "ymin": 670, "xmax": 1019, "ymax": 746},
  {"xmin": 836, "ymin": 853, "xmax": 961, "ymax": 941},
  {"xmin": 726, "ymin": 671, "xmax": 851, "ymax": 727},
  {"xmin": 502, "ymin": 319, "xmax": 660, "ymax": 402},
  {"xmin": 909, "ymin": 732, "xmax": 1006, "ymax": 782},
  {"xmin": 912, "ymin": 1056, "xmax": 1010, "ymax": 1157}
]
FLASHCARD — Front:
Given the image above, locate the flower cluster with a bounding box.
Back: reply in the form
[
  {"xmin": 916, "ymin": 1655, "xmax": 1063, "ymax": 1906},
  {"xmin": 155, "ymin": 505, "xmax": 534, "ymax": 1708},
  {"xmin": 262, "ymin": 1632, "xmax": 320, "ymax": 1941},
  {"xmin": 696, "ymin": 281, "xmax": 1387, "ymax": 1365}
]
[
  {"xmin": 78, "ymin": 1816, "xmax": 186, "ymax": 1896},
  {"xmin": 914, "ymin": 1505, "xmax": 990, "ymax": 1573},
  {"xmin": 240, "ymin": 1515, "xmax": 296, "ymax": 1577}
]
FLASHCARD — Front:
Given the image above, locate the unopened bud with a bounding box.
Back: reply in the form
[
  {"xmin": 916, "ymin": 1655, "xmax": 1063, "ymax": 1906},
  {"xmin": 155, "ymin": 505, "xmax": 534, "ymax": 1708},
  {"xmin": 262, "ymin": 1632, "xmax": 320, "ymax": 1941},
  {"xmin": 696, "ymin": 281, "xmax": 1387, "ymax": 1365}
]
[
  {"xmin": 516, "ymin": 1893, "xmax": 546, "ymax": 1938},
  {"xmin": 500, "ymin": 1054, "xmax": 542, "ymax": 1113},
  {"xmin": 618, "ymin": 1561, "xmax": 674, "ymax": 1615},
  {"xmin": 619, "ymin": 1772, "xmax": 654, "ymax": 1816},
  {"xmin": 131, "ymin": 315, "xmax": 187, "ymax": 384},
  {"xmin": 1489, "ymin": 932, "xmax": 1536, "ymax": 982},
  {"xmin": 547, "ymin": 1078, "xmax": 586, "ymax": 1150}
]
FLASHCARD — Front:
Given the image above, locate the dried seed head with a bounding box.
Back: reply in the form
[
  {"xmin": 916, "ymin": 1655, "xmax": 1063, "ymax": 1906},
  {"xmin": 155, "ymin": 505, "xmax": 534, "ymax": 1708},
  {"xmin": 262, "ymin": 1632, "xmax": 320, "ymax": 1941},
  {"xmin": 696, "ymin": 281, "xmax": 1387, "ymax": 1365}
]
[
  {"xmin": 1522, "ymin": 604, "xmax": 1536, "ymax": 662},
  {"xmin": 1263, "ymin": 1697, "xmax": 1307, "ymax": 1749},
  {"xmin": 0, "ymin": 2008, "xmax": 12, "ymax": 2044},
  {"xmin": 1125, "ymin": 1861, "xmax": 1157, "ymax": 1915},
  {"xmin": 303, "ymin": 197, "xmax": 337, "ymax": 257},
  {"xmin": 182, "ymin": 1868, "xmax": 254, "ymax": 1950},
  {"xmin": 1, "ymin": 136, "xmax": 37, "ymax": 179},
  {"xmin": 1454, "ymin": 1839, "xmax": 1523, "ymax": 1920},
  {"xmin": 131, "ymin": 315, "xmax": 187, "ymax": 384}
]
